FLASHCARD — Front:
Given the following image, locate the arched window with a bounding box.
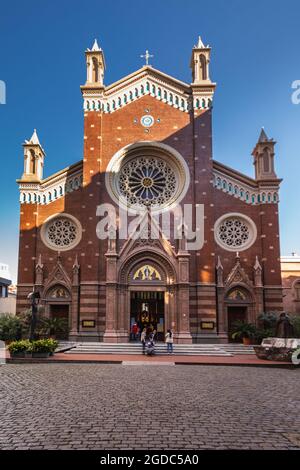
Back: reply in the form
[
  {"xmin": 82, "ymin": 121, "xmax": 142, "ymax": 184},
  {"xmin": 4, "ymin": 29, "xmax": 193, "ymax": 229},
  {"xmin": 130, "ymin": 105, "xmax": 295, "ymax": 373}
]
[
  {"xmin": 123, "ymin": 94, "xmax": 127, "ymax": 104},
  {"xmin": 107, "ymin": 103, "xmax": 110, "ymax": 112},
  {"xmin": 252, "ymin": 194, "xmax": 256, "ymax": 204},
  {"xmin": 228, "ymin": 183, "xmax": 232, "ymax": 193},
  {"xmin": 195, "ymin": 99, "xmax": 200, "ymax": 109},
  {"xmin": 53, "ymin": 189, "xmax": 57, "ymax": 199},
  {"xmin": 158, "ymin": 87, "xmax": 162, "ymax": 97},
  {"xmin": 202, "ymin": 98, "xmax": 206, "ymax": 108},
  {"xmin": 135, "ymin": 88, "xmax": 138, "ymax": 97},
  {"xmin": 43, "ymin": 195, "xmax": 46, "ymax": 204},
  {"xmin": 48, "ymin": 192, "xmax": 52, "ymax": 202},
  {"xmin": 59, "ymin": 186, "xmax": 63, "ymax": 196},
  {"xmin": 129, "ymin": 91, "xmax": 133, "ymax": 100},
  {"xmin": 294, "ymin": 281, "xmax": 300, "ymax": 300},
  {"xmin": 169, "ymin": 93, "xmax": 173, "ymax": 103},
  {"xmin": 29, "ymin": 150, "xmax": 36, "ymax": 174},
  {"xmin": 141, "ymin": 85, "xmax": 144, "ymax": 94},
  {"xmin": 118, "ymin": 97, "xmax": 121, "ymax": 107},
  {"xmin": 181, "ymin": 98, "xmax": 184, "ymax": 108},
  {"xmin": 146, "ymin": 82, "xmax": 150, "ymax": 92},
  {"xmin": 163, "ymin": 90, "xmax": 167, "ymax": 100},
  {"xmin": 200, "ymin": 54, "xmax": 207, "ymax": 80},
  {"xmin": 92, "ymin": 57, "xmax": 99, "ymax": 82},
  {"xmin": 92, "ymin": 101, "xmax": 95, "ymax": 110},
  {"xmin": 273, "ymin": 193, "xmax": 278, "ymax": 202},
  {"xmin": 263, "ymin": 147, "xmax": 270, "ymax": 173},
  {"xmin": 152, "ymin": 84, "xmax": 156, "ymax": 94},
  {"xmin": 175, "ymin": 96, "xmax": 179, "ymax": 106}
]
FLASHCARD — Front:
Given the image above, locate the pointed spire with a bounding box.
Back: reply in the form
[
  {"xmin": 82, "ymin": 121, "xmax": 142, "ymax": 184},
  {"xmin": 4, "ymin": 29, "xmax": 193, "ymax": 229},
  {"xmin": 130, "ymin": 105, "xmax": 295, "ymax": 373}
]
[
  {"xmin": 254, "ymin": 256, "xmax": 262, "ymax": 271},
  {"xmin": 91, "ymin": 38, "xmax": 101, "ymax": 51},
  {"xmin": 72, "ymin": 254, "xmax": 80, "ymax": 269},
  {"xmin": 216, "ymin": 256, "xmax": 223, "ymax": 270},
  {"xmin": 36, "ymin": 254, "xmax": 43, "ymax": 269},
  {"xmin": 196, "ymin": 36, "xmax": 205, "ymax": 48},
  {"xmin": 258, "ymin": 127, "xmax": 269, "ymax": 143},
  {"xmin": 25, "ymin": 129, "xmax": 41, "ymax": 146}
]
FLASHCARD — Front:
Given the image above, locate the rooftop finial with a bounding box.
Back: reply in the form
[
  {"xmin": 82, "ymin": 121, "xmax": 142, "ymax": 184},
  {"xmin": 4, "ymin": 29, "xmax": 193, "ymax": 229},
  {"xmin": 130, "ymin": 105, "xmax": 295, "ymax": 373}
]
[
  {"xmin": 92, "ymin": 38, "xmax": 101, "ymax": 51},
  {"xmin": 140, "ymin": 49, "xmax": 154, "ymax": 66},
  {"xmin": 29, "ymin": 129, "xmax": 41, "ymax": 145},
  {"xmin": 258, "ymin": 127, "xmax": 269, "ymax": 143},
  {"xmin": 196, "ymin": 36, "xmax": 205, "ymax": 48}
]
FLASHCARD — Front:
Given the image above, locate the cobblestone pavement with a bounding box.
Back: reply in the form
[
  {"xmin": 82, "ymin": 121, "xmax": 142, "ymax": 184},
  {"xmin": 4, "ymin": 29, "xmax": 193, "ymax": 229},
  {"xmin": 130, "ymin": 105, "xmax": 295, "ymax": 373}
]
[{"xmin": 0, "ymin": 364, "xmax": 299, "ymax": 450}]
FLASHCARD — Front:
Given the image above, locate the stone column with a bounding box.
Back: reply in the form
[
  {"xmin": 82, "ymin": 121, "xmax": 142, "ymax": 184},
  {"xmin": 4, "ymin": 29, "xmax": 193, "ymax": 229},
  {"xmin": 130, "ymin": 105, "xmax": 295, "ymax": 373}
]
[
  {"xmin": 69, "ymin": 255, "xmax": 80, "ymax": 341},
  {"xmin": 103, "ymin": 250, "xmax": 119, "ymax": 343},
  {"xmin": 116, "ymin": 285, "xmax": 129, "ymax": 342},
  {"xmin": 175, "ymin": 251, "xmax": 192, "ymax": 344}
]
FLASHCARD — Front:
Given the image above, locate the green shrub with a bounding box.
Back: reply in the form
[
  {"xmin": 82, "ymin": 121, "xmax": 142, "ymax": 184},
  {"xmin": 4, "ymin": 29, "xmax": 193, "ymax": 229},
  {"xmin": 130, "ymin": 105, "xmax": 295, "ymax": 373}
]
[
  {"xmin": 253, "ymin": 328, "xmax": 274, "ymax": 344},
  {"xmin": 231, "ymin": 321, "xmax": 257, "ymax": 340},
  {"xmin": 0, "ymin": 314, "xmax": 23, "ymax": 341},
  {"xmin": 30, "ymin": 338, "xmax": 58, "ymax": 353},
  {"xmin": 8, "ymin": 340, "xmax": 32, "ymax": 354},
  {"xmin": 257, "ymin": 312, "xmax": 278, "ymax": 331},
  {"xmin": 291, "ymin": 315, "xmax": 300, "ymax": 338}
]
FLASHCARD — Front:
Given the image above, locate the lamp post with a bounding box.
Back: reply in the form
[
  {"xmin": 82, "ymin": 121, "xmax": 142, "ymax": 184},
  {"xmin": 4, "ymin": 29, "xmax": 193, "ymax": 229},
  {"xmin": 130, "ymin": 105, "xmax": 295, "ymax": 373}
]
[{"xmin": 28, "ymin": 290, "xmax": 41, "ymax": 341}]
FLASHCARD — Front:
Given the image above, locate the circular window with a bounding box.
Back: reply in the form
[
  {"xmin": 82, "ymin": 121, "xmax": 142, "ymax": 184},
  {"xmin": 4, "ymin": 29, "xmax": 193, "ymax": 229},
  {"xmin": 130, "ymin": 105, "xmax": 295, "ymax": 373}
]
[
  {"xmin": 106, "ymin": 142, "xmax": 190, "ymax": 212},
  {"xmin": 141, "ymin": 115, "xmax": 154, "ymax": 127},
  {"xmin": 119, "ymin": 156, "xmax": 177, "ymax": 207},
  {"xmin": 214, "ymin": 213, "xmax": 257, "ymax": 252},
  {"xmin": 41, "ymin": 214, "xmax": 82, "ymax": 251}
]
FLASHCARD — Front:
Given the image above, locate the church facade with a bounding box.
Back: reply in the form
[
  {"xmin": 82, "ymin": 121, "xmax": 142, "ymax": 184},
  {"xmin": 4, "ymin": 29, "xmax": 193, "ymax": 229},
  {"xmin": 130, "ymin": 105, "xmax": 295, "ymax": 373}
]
[{"xmin": 16, "ymin": 37, "xmax": 283, "ymax": 343}]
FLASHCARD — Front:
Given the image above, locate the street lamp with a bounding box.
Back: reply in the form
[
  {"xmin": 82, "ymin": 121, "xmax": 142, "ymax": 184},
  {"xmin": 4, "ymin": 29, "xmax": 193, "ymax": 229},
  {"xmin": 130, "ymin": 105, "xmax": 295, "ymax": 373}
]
[{"xmin": 27, "ymin": 290, "xmax": 41, "ymax": 341}]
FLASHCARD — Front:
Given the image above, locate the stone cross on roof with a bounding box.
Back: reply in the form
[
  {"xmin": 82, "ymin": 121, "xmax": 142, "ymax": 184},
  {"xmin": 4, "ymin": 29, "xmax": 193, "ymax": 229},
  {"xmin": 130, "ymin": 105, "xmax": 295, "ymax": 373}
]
[{"xmin": 140, "ymin": 50, "xmax": 154, "ymax": 66}]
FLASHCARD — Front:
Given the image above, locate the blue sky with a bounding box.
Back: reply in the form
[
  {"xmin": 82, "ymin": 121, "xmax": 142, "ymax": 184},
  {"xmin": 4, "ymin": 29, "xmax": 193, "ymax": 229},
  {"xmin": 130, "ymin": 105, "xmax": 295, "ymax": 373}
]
[{"xmin": 1, "ymin": 0, "xmax": 300, "ymax": 282}]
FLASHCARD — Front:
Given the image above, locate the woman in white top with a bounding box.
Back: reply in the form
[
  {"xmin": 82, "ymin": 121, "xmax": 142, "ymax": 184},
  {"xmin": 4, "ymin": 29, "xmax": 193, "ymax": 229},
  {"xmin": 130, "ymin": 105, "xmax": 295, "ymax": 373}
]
[
  {"xmin": 141, "ymin": 328, "xmax": 147, "ymax": 354},
  {"xmin": 165, "ymin": 329, "xmax": 174, "ymax": 354}
]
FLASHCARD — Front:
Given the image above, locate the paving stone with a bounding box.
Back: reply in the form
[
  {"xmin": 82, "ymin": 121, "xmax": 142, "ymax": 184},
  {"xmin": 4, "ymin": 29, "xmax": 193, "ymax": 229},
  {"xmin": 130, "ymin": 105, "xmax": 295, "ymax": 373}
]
[{"xmin": 0, "ymin": 364, "xmax": 299, "ymax": 450}]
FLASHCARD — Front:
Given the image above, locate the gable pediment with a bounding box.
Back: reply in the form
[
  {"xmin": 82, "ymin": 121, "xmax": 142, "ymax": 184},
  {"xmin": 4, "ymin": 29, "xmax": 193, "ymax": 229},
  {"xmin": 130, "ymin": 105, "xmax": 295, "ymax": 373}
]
[{"xmin": 82, "ymin": 66, "xmax": 211, "ymax": 114}]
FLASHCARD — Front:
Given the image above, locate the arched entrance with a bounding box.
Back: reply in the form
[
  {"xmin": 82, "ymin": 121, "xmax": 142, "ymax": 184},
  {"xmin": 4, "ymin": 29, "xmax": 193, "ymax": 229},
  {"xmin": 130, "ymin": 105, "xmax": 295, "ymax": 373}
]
[
  {"xmin": 44, "ymin": 284, "xmax": 71, "ymax": 340},
  {"xmin": 225, "ymin": 286, "xmax": 253, "ymax": 342},
  {"xmin": 129, "ymin": 263, "xmax": 166, "ymax": 341},
  {"xmin": 117, "ymin": 250, "xmax": 178, "ymax": 343}
]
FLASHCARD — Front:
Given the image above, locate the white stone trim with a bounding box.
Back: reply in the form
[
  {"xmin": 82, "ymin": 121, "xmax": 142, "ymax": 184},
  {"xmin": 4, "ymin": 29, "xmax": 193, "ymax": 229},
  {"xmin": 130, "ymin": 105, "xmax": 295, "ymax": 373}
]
[
  {"xmin": 212, "ymin": 170, "xmax": 279, "ymax": 205},
  {"xmin": 82, "ymin": 73, "xmax": 213, "ymax": 114},
  {"xmin": 19, "ymin": 168, "xmax": 83, "ymax": 205}
]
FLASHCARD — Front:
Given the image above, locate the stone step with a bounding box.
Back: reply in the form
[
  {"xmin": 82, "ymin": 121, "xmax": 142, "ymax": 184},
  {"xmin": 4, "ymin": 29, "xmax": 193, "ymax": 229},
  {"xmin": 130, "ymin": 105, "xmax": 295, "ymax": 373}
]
[{"xmin": 63, "ymin": 342, "xmax": 255, "ymax": 356}]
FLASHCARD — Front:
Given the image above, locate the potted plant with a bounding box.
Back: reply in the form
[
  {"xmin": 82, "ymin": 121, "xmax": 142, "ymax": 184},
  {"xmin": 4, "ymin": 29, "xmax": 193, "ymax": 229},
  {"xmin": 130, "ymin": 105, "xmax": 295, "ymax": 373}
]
[
  {"xmin": 231, "ymin": 321, "xmax": 257, "ymax": 345},
  {"xmin": 8, "ymin": 340, "xmax": 32, "ymax": 358},
  {"xmin": 41, "ymin": 317, "xmax": 68, "ymax": 340},
  {"xmin": 31, "ymin": 339, "xmax": 58, "ymax": 358}
]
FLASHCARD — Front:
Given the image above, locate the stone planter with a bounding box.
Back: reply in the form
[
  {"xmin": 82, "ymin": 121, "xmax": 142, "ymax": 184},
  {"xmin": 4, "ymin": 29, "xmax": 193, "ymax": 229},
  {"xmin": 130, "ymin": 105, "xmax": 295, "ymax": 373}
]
[
  {"xmin": 32, "ymin": 352, "xmax": 50, "ymax": 358},
  {"xmin": 10, "ymin": 352, "xmax": 26, "ymax": 358},
  {"xmin": 254, "ymin": 346, "xmax": 294, "ymax": 362}
]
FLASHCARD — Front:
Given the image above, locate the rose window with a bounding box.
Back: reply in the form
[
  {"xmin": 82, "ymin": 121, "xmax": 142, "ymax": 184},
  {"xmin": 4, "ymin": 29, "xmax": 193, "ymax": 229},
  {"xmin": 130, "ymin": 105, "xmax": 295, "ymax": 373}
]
[
  {"xmin": 214, "ymin": 214, "xmax": 257, "ymax": 252},
  {"xmin": 41, "ymin": 214, "xmax": 82, "ymax": 251},
  {"xmin": 118, "ymin": 157, "xmax": 177, "ymax": 207}
]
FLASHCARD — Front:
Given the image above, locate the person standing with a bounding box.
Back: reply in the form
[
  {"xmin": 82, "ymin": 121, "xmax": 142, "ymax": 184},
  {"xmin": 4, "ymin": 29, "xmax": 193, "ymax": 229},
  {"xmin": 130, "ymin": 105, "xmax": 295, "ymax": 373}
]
[
  {"xmin": 141, "ymin": 327, "xmax": 147, "ymax": 354},
  {"xmin": 165, "ymin": 329, "xmax": 174, "ymax": 354}
]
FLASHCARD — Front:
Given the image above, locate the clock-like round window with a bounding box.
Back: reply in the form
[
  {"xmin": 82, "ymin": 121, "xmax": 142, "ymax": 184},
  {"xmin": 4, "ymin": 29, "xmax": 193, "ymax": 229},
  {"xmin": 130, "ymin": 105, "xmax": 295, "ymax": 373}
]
[
  {"xmin": 214, "ymin": 213, "xmax": 257, "ymax": 252},
  {"xmin": 118, "ymin": 156, "xmax": 177, "ymax": 207},
  {"xmin": 106, "ymin": 142, "xmax": 190, "ymax": 212},
  {"xmin": 41, "ymin": 214, "xmax": 82, "ymax": 251}
]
